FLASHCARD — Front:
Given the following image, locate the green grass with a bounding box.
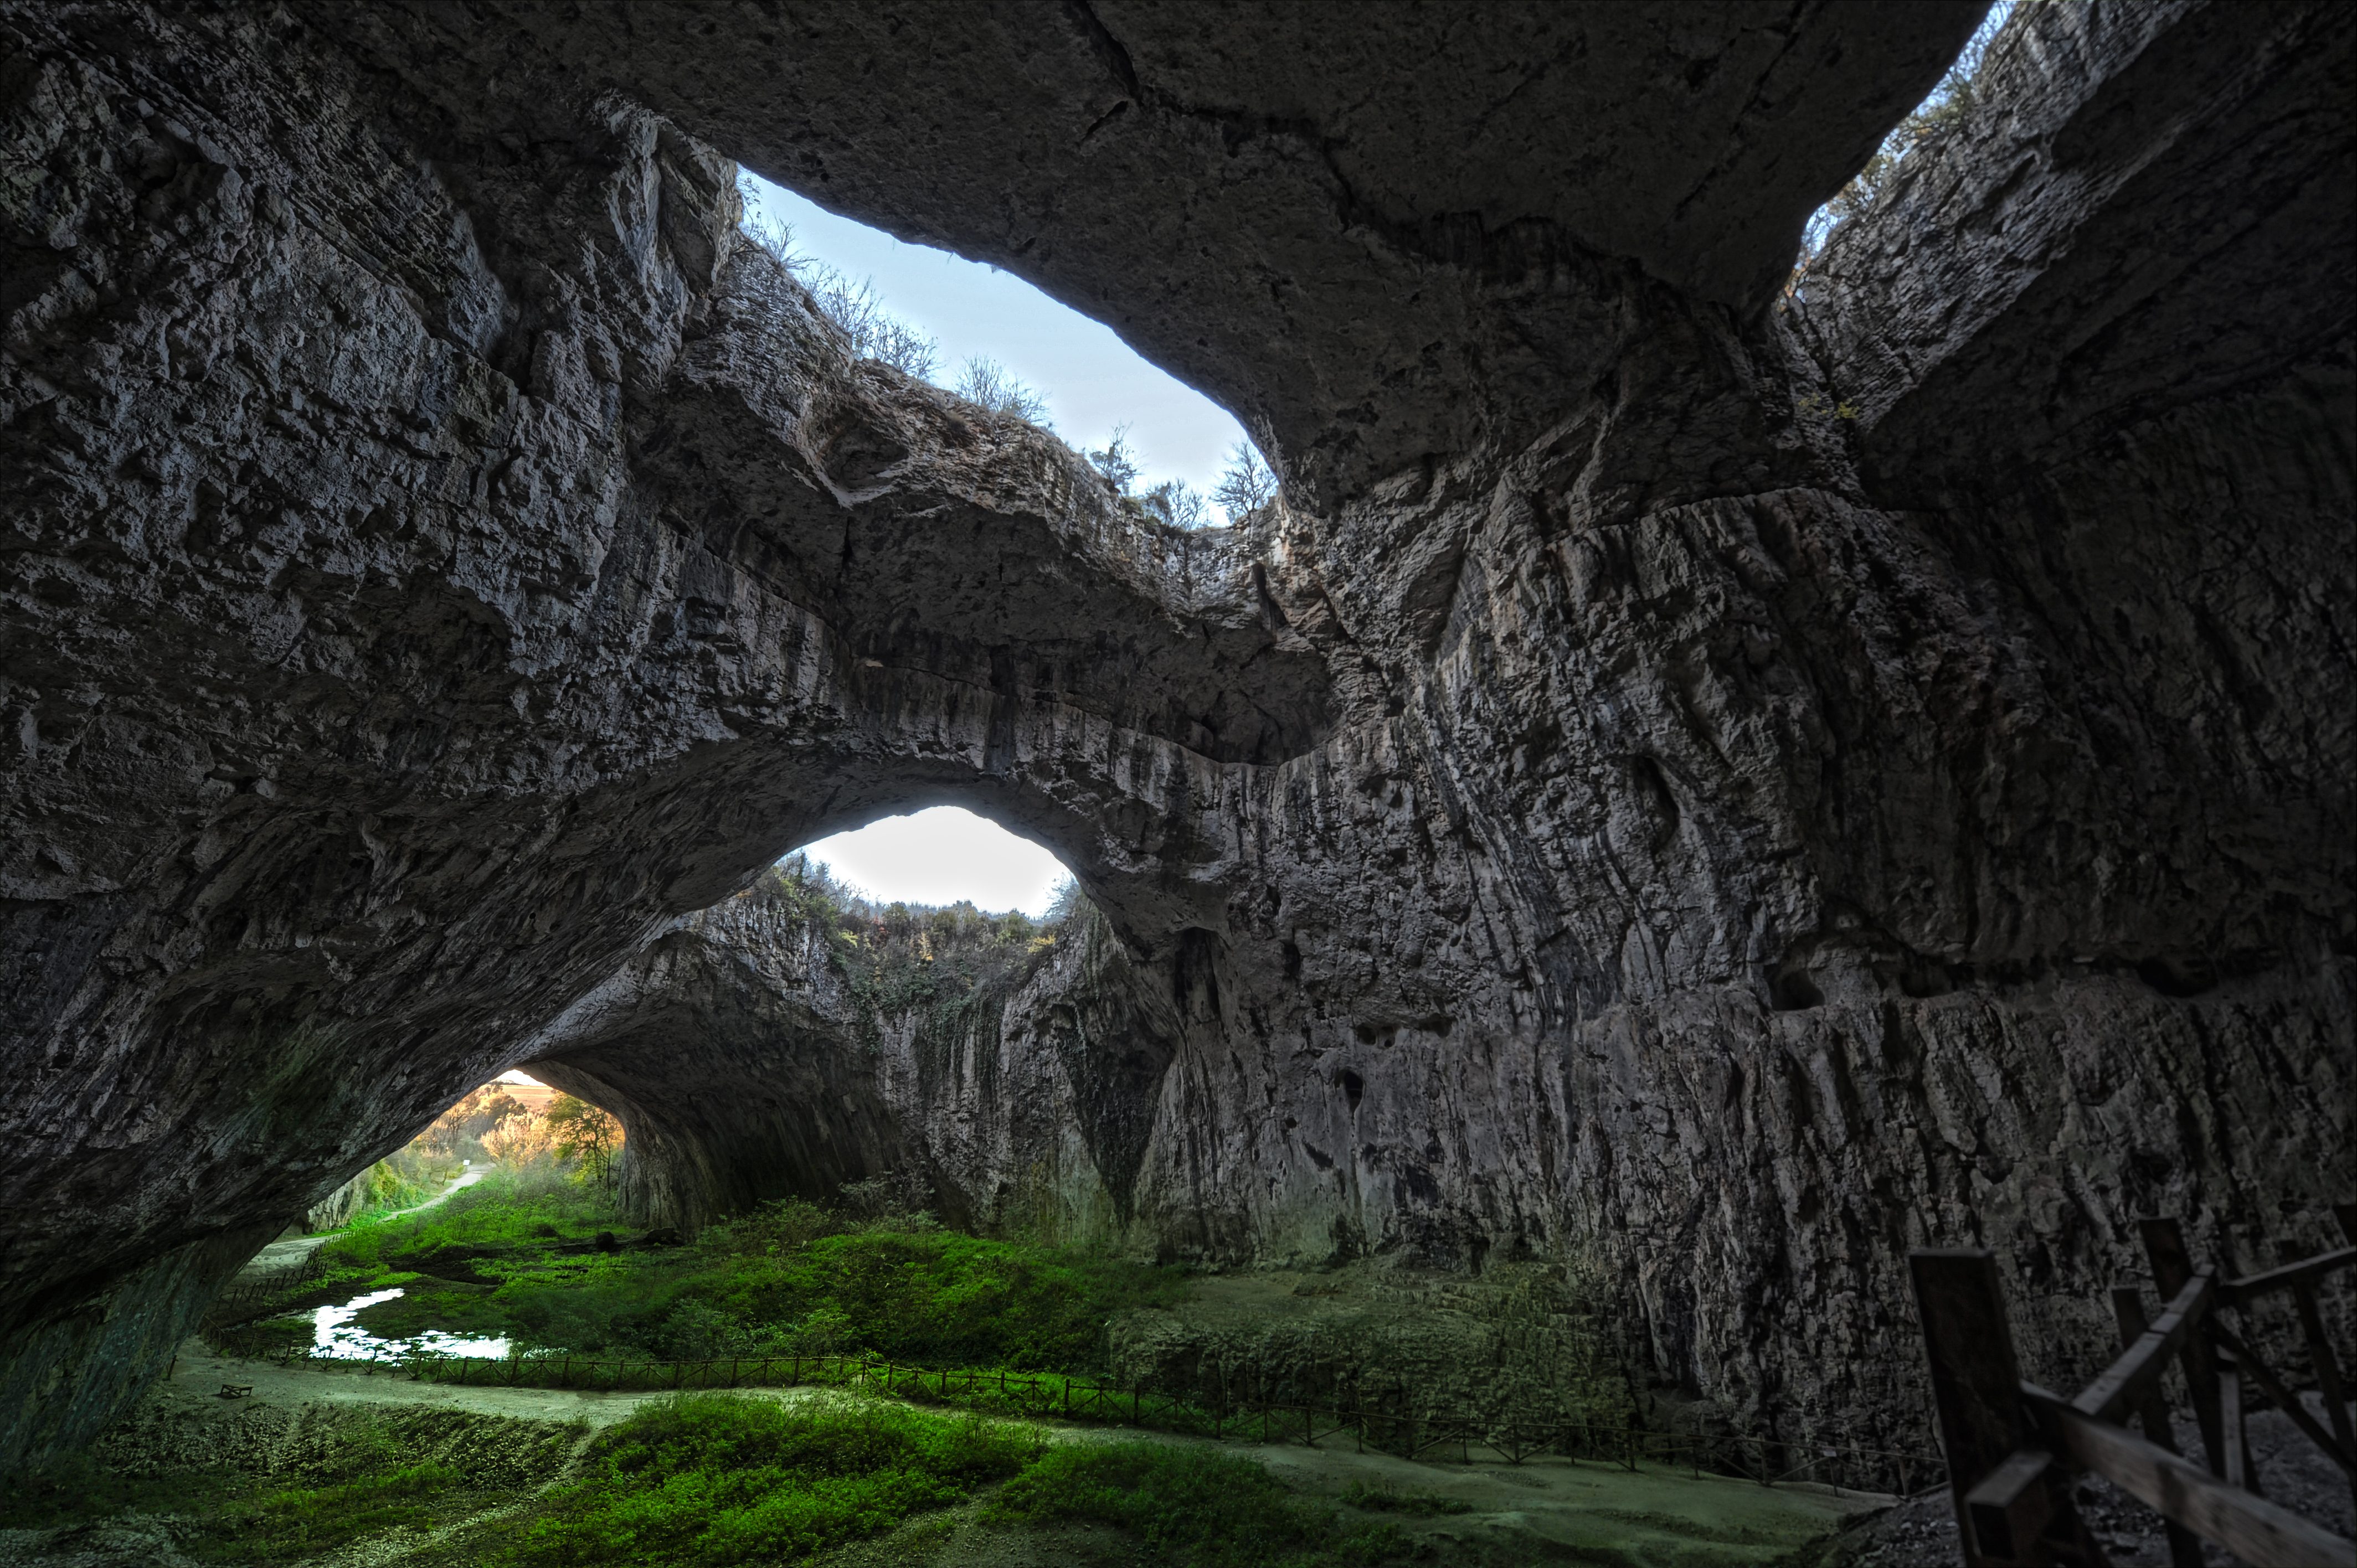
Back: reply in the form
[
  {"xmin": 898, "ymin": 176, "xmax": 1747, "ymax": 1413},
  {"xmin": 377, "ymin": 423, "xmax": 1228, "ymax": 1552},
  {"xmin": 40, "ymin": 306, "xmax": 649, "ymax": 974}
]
[
  {"xmin": 501, "ymin": 1399, "xmax": 1429, "ymax": 1568},
  {"xmin": 275, "ymin": 1177, "xmax": 1183, "ymax": 1374},
  {"xmin": 1341, "ymin": 1480, "xmax": 1474, "ymax": 1516},
  {"xmin": 0, "ymin": 1412, "xmax": 534, "ymax": 1564},
  {"xmin": 684, "ymin": 1227, "xmax": 1181, "ymax": 1369},
  {"xmin": 233, "ymin": 1461, "xmax": 461, "ymax": 1557},
  {"xmin": 320, "ymin": 1165, "xmax": 620, "ymax": 1278},
  {"xmin": 985, "ymin": 1442, "xmax": 1412, "ymax": 1567},
  {"xmin": 497, "ymin": 1394, "xmax": 1039, "ymax": 1566}
]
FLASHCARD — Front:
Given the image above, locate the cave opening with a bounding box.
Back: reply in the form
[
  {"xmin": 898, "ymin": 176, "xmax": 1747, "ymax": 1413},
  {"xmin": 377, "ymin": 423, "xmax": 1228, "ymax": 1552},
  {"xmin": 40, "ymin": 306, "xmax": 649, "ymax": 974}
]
[
  {"xmin": 1790, "ymin": 0, "xmax": 2019, "ymax": 284},
  {"xmin": 737, "ymin": 171, "xmax": 1280, "ymax": 528},
  {"xmin": 787, "ymin": 803, "xmax": 1076, "ymax": 920}
]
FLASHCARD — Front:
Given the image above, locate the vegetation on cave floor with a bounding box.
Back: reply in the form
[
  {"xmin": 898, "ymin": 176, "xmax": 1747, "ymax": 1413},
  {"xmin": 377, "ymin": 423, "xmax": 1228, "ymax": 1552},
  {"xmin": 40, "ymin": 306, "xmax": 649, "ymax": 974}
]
[
  {"xmin": 482, "ymin": 1394, "xmax": 1462, "ymax": 1568},
  {"xmin": 3, "ymin": 1383, "xmax": 1865, "ymax": 1568},
  {"xmin": 230, "ymin": 1166, "xmax": 1188, "ymax": 1373},
  {"xmin": 498, "ymin": 1394, "xmax": 1045, "ymax": 1566},
  {"xmin": 0, "ymin": 1457, "xmax": 466, "ymax": 1563},
  {"xmin": 0, "ymin": 1405, "xmax": 580, "ymax": 1565}
]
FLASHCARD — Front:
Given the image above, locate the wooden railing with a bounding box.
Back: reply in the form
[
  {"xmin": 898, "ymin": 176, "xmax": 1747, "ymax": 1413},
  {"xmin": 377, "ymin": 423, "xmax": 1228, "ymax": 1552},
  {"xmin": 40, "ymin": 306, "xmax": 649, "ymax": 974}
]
[
  {"xmin": 203, "ymin": 1246, "xmax": 332, "ymax": 1328},
  {"xmin": 1913, "ymin": 1205, "xmax": 2356, "ymax": 1567}
]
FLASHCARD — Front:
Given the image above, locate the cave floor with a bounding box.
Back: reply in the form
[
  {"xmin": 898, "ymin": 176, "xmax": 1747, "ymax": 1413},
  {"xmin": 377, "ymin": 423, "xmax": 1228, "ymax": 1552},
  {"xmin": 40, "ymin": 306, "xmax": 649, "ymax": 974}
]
[
  {"xmin": 0, "ymin": 1339, "xmax": 1882, "ymax": 1566},
  {"xmin": 0, "ymin": 1339, "xmax": 1885, "ymax": 1556}
]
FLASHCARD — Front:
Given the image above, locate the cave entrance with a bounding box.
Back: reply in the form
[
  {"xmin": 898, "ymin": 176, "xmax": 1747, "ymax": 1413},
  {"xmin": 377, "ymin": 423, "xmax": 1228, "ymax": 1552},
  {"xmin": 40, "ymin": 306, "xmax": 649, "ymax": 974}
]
[{"xmin": 301, "ymin": 1068, "xmax": 624, "ymax": 1240}]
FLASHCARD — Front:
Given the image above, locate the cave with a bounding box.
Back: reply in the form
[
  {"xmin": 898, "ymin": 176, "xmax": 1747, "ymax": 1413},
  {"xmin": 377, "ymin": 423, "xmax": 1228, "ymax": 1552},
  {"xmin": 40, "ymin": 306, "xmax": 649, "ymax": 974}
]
[{"xmin": 0, "ymin": 0, "xmax": 2348, "ymax": 1541}]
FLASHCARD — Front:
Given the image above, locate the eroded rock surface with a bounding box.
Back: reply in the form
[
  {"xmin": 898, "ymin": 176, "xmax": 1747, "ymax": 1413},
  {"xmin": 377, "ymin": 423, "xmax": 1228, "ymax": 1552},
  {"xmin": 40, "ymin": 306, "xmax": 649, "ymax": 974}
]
[{"xmin": 2, "ymin": 0, "xmax": 2349, "ymax": 1471}]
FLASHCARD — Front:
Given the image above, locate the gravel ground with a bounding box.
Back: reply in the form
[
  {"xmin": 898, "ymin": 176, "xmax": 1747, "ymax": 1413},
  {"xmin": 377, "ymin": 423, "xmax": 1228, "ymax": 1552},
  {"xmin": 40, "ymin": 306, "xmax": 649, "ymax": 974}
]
[{"xmin": 1813, "ymin": 1399, "xmax": 2355, "ymax": 1566}]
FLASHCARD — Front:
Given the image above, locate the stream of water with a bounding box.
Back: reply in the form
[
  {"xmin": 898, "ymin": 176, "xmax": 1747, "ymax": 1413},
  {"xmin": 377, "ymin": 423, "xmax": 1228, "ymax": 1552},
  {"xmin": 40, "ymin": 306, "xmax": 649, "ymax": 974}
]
[{"xmin": 311, "ymin": 1287, "xmax": 511, "ymax": 1360}]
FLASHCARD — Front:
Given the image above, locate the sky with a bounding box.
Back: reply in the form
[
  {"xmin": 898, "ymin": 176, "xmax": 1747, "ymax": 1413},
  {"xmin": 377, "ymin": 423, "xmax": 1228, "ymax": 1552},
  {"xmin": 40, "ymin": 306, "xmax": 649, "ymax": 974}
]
[
  {"xmin": 739, "ymin": 174, "xmax": 1248, "ymax": 505},
  {"xmin": 796, "ymin": 806, "xmax": 1071, "ymax": 917}
]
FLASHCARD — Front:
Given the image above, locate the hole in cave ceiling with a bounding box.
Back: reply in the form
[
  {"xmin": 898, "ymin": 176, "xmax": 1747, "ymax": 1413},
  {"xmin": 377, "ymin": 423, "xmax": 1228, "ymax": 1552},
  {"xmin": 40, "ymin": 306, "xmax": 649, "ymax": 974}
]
[
  {"xmin": 1789, "ymin": 0, "xmax": 2020, "ymax": 287},
  {"xmin": 737, "ymin": 174, "xmax": 1279, "ymax": 529},
  {"xmin": 786, "ymin": 804, "xmax": 1075, "ymax": 920}
]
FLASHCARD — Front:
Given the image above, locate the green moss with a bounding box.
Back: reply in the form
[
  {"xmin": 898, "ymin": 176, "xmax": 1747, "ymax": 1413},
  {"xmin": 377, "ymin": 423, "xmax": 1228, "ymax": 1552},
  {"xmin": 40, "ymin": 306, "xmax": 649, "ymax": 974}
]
[
  {"xmin": 323, "ymin": 1167, "xmax": 621, "ymax": 1272},
  {"xmin": 496, "ymin": 1393, "xmax": 1039, "ymax": 1567},
  {"xmin": 983, "ymin": 1442, "xmax": 1412, "ymax": 1567},
  {"xmin": 497, "ymin": 1400, "xmax": 1440, "ymax": 1568},
  {"xmin": 281, "ymin": 1177, "xmax": 1181, "ymax": 1371},
  {"xmin": 216, "ymin": 1461, "xmax": 462, "ymax": 1560},
  {"xmin": 684, "ymin": 1228, "xmax": 1187, "ymax": 1370},
  {"xmin": 352, "ymin": 1283, "xmax": 509, "ymax": 1340},
  {"xmin": 1340, "ymin": 1481, "xmax": 1473, "ymax": 1516},
  {"xmin": 241, "ymin": 1019, "xmax": 360, "ymax": 1148}
]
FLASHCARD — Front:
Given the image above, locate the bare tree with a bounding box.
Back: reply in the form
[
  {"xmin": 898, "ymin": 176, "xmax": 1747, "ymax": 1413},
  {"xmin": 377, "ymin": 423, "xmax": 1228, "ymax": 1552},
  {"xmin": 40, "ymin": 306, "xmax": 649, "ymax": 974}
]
[
  {"xmin": 1087, "ymin": 426, "xmax": 1141, "ymax": 493},
  {"xmin": 734, "ymin": 178, "xmax": 939, "ymax": 378},
  {"xmin": 802, "ymin": 264, "xmax": 939, "ymax": 379},
  {"xmin": 1212, "ymin": 440, "xmax": 1277, "ymax": 522},
  {"xmin": 1137, "ymin": 478, "xmax": 1207, "ymax": 530},
  {"xmin": 953, "ymin": 355, "xmax": 1052, "ymax": 424}
]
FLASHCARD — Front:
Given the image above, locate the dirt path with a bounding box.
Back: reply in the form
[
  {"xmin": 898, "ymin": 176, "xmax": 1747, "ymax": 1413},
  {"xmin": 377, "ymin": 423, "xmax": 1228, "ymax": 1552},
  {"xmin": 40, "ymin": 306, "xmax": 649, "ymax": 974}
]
[
  {"xmin": 168, "ymin": 1340, "xmax": 1883, "ymax": 1565},
  {"xmin": 231, "ymin": 1167, "xmax": 488, "ymax": 1281}
]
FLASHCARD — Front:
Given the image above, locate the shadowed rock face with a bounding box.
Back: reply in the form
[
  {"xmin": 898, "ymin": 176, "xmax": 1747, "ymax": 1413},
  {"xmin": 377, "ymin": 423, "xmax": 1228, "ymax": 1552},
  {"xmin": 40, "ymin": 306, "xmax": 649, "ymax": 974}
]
[
  {"xmin": 519, "ymin": 893, "xmax": 1185, "ymax": 1241},
  {"xmin": 2, "ymin": 0, "xmax": 2350, "ymax": 1469}
]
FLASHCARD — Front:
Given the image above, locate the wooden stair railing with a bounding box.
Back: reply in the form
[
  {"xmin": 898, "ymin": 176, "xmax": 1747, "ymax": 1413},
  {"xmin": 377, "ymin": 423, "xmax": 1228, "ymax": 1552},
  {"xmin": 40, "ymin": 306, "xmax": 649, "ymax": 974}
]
[{"xmin": 1912, "ymin": 1204, "xmax": 2356, "ymax": 1567}]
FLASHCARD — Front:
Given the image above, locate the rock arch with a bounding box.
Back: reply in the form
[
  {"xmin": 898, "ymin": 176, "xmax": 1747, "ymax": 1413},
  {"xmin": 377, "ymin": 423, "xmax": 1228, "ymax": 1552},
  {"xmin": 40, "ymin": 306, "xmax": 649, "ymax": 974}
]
[{"xmin": 1, "ymin": 0, "xmax": 2348, "ymax": 1470}]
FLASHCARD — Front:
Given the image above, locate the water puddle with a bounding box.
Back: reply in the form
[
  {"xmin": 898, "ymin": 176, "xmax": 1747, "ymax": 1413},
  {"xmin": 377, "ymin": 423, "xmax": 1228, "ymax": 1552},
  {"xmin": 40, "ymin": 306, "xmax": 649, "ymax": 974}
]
[{"xmin": 312, "ymin": 1287, "xmax": 510, "ymax": 1360}]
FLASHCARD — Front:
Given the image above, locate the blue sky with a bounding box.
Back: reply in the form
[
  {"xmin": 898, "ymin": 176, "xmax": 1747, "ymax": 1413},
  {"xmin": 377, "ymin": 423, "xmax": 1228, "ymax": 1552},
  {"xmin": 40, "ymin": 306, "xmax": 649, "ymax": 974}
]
[{"xmin": 740, "ymin": 174, "xmax": 1247, "ymax": 504}]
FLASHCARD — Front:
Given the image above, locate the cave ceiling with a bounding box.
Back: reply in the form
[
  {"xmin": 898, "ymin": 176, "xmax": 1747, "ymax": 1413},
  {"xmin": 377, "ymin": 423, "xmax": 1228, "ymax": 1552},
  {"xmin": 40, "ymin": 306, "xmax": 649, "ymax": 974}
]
[{"xmin": 312, "ymin": 0, "xmax": 1985, "ymax": 493}]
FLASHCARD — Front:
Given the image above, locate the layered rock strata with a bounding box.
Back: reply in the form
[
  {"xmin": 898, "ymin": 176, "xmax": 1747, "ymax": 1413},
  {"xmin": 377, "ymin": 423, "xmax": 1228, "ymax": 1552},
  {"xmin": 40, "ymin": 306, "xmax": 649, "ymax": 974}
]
[{"xmin": 1, "ymin": 0, "xmax": 2349, "ymax": 1471}]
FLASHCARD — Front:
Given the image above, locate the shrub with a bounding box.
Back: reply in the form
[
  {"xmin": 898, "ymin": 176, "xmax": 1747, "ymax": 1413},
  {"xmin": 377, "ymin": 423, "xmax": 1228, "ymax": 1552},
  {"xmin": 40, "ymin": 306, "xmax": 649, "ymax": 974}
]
[
  {"xmin": 953, "ymin": 355, "xmax": 1051, "ymax": 424},
  {"xmin": 1793, "ymin": 1, "xmax": 2019, "ymax": 272},
  {"xmin": 1213, "ymin": 440, "xmax": 1278, "ymax": 524}
]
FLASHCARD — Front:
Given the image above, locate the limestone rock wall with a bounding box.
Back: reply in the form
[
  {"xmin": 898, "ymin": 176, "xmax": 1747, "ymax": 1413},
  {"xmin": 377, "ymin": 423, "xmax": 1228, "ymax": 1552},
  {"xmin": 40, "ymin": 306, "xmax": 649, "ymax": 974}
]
[
  {"xmin": 1, "ymin": 0, "xmax": 2348, "ymax": 1471},
  {"xmin": 518, "ymin": 894, "xmax": 1156, "ymax": 1244}
]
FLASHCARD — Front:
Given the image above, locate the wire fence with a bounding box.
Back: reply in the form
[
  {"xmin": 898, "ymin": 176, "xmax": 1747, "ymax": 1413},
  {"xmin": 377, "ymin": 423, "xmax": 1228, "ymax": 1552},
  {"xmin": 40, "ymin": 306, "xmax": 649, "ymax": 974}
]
[{"xmin": 213, "ymin": 1339, "xmax": 1946, "ymax": 1498}]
